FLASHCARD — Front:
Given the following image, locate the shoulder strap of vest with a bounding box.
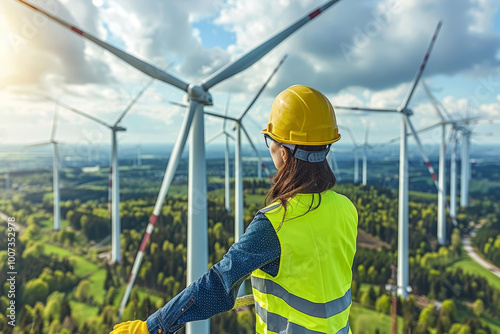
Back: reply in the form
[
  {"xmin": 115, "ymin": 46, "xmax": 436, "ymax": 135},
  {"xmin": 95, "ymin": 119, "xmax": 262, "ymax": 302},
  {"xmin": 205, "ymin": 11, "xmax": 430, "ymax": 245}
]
[{"xmin": 258, "ymin": 202, "xmax": 281, "ymax": 214}]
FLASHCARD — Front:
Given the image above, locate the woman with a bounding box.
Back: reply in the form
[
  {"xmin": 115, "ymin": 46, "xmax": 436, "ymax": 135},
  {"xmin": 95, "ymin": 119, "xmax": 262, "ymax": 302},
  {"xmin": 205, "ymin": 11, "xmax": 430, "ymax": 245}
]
[{"xmin": 111, "ymin": 85, "xmax": 358, "ymax": 334}]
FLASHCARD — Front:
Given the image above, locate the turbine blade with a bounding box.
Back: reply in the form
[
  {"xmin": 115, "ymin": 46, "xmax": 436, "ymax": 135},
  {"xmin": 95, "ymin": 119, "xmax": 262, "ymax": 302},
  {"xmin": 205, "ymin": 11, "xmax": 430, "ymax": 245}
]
[
  {"xmin": 114, "ymin": 79, "xmax": 154, "ymax": 126},
  {"xmin": 400, "ymin": 21, "xmax": 442, "ymax": 109},
  {"xmin": 223, "ymin": 94, "xmax": 231, "ymax": 130},
  {"xmin": 238, "ymin": 54, "xmax": 288, "ymax": 120},
  {"xmin": 204, "ymin": 111, "xmax": 239, "ymax": 122},
  {"xmin": 26, "ymin": 141, "xmax": 51, "ymax": 148},
  {"xmin": 364, "ymin": 122, "xmax": 370, "ymax": 145},
  {"xmin": 225, "ymin": 131, "xmax": 235, "ymax": 141},
  {"xmin": 404, "ymin": 116, "xmax": 439, "ymax": 190},
  {"xmin": 422, "ymin": 80, "xmax": 446, "ymax": 122},
  {"xmin": 119, "ymin": 100, "xmax": 200, "ymax": 318},
  {"xmin": 241, "ymin": 125, "xmax": 262, "ymax": 162},
  {"xmin": 200, "ymin": 0, "xmax": 340, "ymax": 90},
  {"xmin": 330, "ymin": 150, "xmax": 341, "ymax": 180},
  {"xmin": 334, "ymin": 106, "xmax": 397, "ymax": 113},
  {"xmin": 372, "ymin": 122, "xmax": 441, "ymax": 149},
  {"xmin": 338, "ymin": 125, "xmax": 358, "ymax": 147},
  {"xmin": 241, "ymin": 125, "xmax": 270, "ymax": 184},
  {"xmin": 56, "ymin": 100, "xmax": 111, "ymax": 128},
  {"xmin": 51, "ymin": 104, "xmax": 59, "ymax": 142},
  {"xmin": 14, "ymin": 0, "xmax": 189, "ymax": 92},
  {"xmin": 206, "ymin": 130, "xmax": 225, "ymax": 144},
  {"xmin": 169, "ymin": 100, "xmax": 189, "ymax": 108}
]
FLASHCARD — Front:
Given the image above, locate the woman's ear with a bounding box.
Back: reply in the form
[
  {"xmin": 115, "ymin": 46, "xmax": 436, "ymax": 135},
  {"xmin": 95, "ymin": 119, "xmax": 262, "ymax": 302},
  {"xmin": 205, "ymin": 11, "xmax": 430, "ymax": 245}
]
[{"xmin": 280, "ymin": 146, "xmax": 290, "ymax": 162}]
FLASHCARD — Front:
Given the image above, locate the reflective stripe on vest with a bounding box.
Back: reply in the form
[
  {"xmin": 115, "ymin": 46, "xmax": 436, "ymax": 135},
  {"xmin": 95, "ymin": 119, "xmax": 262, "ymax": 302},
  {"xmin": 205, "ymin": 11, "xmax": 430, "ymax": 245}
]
[
  {"xmin": 251, "ymin": 276, "xmax": 351, "ymax": 318},
  {"xmin": 255, "ymin": 302, "xmax": 350, "ymax": 334}
]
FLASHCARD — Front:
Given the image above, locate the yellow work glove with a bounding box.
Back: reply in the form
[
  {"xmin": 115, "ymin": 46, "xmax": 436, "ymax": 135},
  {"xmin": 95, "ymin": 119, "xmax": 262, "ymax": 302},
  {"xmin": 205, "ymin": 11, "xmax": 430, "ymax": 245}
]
[{"xmin": 110, "ymin": 320, "xmax": 150, "ymax": 334}]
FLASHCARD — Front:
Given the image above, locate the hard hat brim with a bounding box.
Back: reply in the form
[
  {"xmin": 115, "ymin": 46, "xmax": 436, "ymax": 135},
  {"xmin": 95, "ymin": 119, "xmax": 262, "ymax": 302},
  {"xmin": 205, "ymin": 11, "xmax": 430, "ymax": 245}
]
[{"xmin": 261, "ymin": 129, "xmax": 341, "ymax": 146}]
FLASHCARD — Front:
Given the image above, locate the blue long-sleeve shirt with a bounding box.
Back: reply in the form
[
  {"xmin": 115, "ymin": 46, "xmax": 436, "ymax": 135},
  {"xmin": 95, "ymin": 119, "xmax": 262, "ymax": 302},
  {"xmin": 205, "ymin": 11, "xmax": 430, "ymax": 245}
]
[{"xmin": 146, "ymin": 212, "xmax": 281, "ymax": 334}]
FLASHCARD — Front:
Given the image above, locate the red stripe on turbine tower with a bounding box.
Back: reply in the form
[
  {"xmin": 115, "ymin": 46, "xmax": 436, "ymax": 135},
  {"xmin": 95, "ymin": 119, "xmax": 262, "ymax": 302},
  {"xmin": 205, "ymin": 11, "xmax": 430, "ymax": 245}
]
[{"xmin": 309, "ymin": 9, "xmax": 321, "ymax": 19}]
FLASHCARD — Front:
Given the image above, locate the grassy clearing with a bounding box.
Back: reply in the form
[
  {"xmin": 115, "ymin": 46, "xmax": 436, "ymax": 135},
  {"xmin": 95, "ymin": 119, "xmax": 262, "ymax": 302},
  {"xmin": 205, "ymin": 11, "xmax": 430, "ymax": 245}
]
[
  {"xmin": 43, "ymin": 243, "xmax": 106, "ymax": 304},
  {"xmin": 349, "ymin": 302, "xmax": 403, "ymax": 334},
  {"xmin": 41, "ymin": 218, "xmax": 70, "ymax": 230},
  {"xmin": 69, "ymin": 300, "xmax": 100, "ymax": 325},
  {"xmin": 457, "ymin": 305, "xmax": 500, "ymax": 333},
  {"xmin": 448, "ymin": 250, "xmax": 500, "ymax": 291}
]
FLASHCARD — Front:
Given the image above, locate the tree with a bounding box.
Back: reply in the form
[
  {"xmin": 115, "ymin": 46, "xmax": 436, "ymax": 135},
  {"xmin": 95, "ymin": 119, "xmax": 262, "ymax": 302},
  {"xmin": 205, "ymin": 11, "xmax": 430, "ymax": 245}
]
[
  {"xmin": 22, "ymin": 278, "xmax": 49, "ymax": 305},
  {"xmin": 360, "ymin": 291, "xmax": 372, "ymax": 307},
  {"xmin": 416, "ymin": 304, "xmax": 436, "ymax": 334},
  {"xmin": 472, "ymin": 298, "xmax": 484, "ymax": 318},
  {"xmin": 375, "ymin": 295, "xmax": 391, "ymax": 314},
  {"xmin": 448, "ymin": 323, "xmax": 471, "ymax": 334},
  {"xmin": 43, "ymin": 291, "xmax": 64, "ymax": 322},
  {"xmin": 450, "ymin": 228, "xmax": 462, "ymax": 256},
  {"xmin": 74, "ymin": 280, "xmax": 92, "ymax": 303}
]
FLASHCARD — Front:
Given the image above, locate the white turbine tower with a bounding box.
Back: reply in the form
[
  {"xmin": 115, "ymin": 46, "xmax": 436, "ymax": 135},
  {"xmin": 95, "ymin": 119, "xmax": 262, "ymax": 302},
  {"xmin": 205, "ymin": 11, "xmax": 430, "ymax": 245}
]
[
  {"xmin": 338, "ymin": 124, "xmax": 370, "ymax": 185},
  {"xmin": 54, "ymin": 80, "xmax": 152, "ymax": 264},
  {"xmin": 28, "ymin": 106, "xmax": 61, "ymax": 231},
  {"xmin": 449, "ymin": 130, "xmax": 459, "ymax": 219},
  {"xmin": 335, "ymin": 21, "xmax": 443, "ymax": 298},
  {"xmin": 15, "ymin": 2, "xmax": 343, "ymax": 330},
  {"xmin": 460, "ymin": 125, "xmax": 471, "ymax": 207},
  {"xmin": 206, "ymin": 96, "xmax": 235, "ymax": 213},
  {"xmin": 359, "ymin": 124, "xmax": 371, "ymax": 186}
]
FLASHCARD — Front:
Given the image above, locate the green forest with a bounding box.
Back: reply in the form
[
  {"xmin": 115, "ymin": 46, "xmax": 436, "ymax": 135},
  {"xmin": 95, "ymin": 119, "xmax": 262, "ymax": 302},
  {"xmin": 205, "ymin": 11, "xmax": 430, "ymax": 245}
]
[{"xmin": 0, "ymin": 160, "xmax": 499, "ymax": 333}]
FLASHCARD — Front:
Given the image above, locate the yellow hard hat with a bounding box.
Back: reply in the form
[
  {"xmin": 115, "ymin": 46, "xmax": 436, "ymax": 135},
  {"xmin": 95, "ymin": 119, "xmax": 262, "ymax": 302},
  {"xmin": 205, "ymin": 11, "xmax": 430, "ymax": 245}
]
[{"xmin": 261, "ymin": 85, "xmax": 341, "ymax": 146}]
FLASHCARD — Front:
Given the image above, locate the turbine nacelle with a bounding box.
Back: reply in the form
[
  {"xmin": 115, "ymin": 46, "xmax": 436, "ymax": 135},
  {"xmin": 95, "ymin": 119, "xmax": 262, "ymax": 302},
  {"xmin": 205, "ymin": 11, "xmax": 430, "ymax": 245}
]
[
  {"xmin": 114, "ymin": 126, "xmax": 127, "ymax": 132},
  {"xmin": 188, "ymin": 84, "xmax": 213, "ymax": 106},
  {"xmin": 398, "ymin": 107, "xmax": 414, "ymax": 116}
]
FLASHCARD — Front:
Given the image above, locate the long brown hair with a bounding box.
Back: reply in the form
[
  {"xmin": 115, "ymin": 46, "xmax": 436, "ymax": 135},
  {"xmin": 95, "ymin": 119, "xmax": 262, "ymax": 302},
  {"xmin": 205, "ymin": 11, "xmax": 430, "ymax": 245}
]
[{"xmin": 264, "ymin": 144, "xmax": 336, "ymax": 228}]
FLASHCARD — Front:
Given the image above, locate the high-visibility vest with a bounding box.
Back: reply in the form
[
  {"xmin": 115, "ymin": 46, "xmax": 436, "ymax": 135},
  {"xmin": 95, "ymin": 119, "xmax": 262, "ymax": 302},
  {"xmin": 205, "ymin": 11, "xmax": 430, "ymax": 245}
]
[{"xmin": 251, "ymin": 190, "xmax": 357, "ymax": 334}]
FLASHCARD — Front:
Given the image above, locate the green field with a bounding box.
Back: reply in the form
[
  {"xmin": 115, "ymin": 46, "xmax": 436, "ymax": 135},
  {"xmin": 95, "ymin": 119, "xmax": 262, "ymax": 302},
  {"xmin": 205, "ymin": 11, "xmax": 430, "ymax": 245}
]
[
  {"xmin": 448, "ymin": 251, "xmax": 500, "ymax": 291},
  {"xmin": 69, "ymin": 300, "xmax": 100, "ymax": 325},
  {"xmin": 41, "ymin": 218, "xmax": 70, "ymax": 230},
  {"xmin": 349, "ymin": 302, "xmax": 403, "ymax": 334},
  {"xmin": 43, "ymin": 243, "xmax": 106, "ymax": 304}
]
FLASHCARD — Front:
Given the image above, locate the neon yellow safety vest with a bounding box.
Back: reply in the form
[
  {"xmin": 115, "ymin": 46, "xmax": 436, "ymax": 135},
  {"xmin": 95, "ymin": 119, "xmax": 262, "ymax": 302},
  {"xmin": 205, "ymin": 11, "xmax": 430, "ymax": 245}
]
[{"xmin": 251, "ymin": 190, "xmax": 358, "ymax": 334}]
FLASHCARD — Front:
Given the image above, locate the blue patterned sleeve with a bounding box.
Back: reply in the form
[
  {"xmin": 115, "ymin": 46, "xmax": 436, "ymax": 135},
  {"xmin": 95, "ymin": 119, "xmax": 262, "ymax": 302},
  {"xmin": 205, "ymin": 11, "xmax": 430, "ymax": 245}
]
[{"xmin": 146, "ymin": 212, "xmax": 281, "ymax": 334}]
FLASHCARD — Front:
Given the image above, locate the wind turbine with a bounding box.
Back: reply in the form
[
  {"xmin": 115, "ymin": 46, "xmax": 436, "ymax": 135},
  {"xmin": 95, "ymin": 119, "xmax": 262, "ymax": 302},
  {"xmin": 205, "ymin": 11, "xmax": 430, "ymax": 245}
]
[
  {"xmin": 335, "ymin": 21, "xmax": 443, "ymax": 298},
  {"xmin": 337, "ymin": 123, "xmax": 371, "ymax": 186},
  {"xmin": 338, "ymin": 125, "xmax": 359, "ymax": 184},
  {"xmin": 422, "ymin": 81, "xmax": 483, "ymax": 243},
  {"xmin": 27, "ymin": 106, "xmax": 61, "ymax": 231},
  {"xmin": 54, "ymin": 80, "xmax": 152, "ymax": 264},
  {"xmin": 15, "ymin": 2, "xmax": 342, "ymax": 330},
  {"xmin": 206, "ymin": 95, "xmax": 234, "ymax": 213}
]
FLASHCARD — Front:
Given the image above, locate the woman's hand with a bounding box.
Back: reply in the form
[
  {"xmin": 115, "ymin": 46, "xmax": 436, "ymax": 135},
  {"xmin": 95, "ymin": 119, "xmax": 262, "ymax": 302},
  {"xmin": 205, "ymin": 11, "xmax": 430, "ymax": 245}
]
[{"xmin": 110, "ymin": 320, "xmax": 150, "ymax": 334}]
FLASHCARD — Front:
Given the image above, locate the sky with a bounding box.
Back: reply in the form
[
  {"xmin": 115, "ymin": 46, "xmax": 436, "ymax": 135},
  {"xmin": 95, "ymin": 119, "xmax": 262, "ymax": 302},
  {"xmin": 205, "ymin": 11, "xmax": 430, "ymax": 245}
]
[{"xmin": 0, "ymin": 0, "xmax": 500, "ymax": 159}]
